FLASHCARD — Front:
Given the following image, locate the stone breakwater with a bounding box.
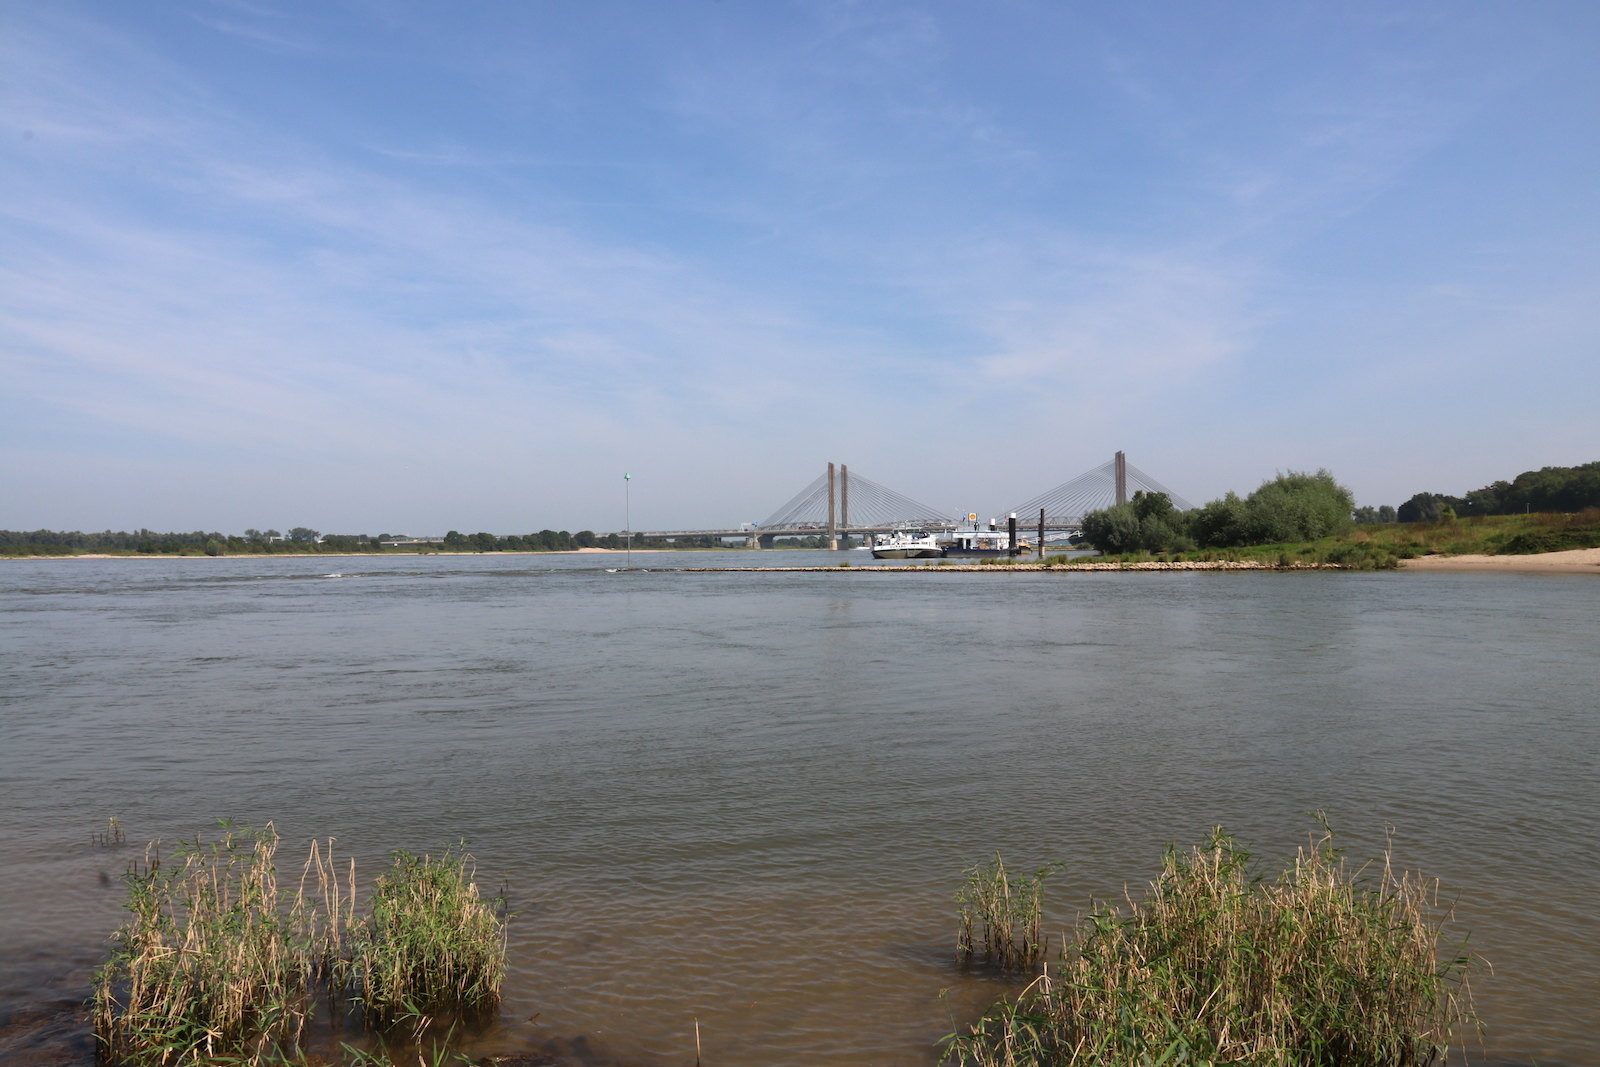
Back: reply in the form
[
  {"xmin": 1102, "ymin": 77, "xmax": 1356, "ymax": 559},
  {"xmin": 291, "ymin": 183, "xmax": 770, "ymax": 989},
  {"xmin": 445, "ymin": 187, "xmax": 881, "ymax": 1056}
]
[{"xmin": 681, "ymin": 561, "xmax": 1336, "ymax": 573}]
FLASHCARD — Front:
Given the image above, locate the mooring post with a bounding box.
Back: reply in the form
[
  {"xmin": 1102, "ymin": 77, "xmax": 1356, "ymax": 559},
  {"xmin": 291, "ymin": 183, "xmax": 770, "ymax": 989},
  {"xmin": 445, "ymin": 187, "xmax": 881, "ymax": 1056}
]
[
  {"xmin": 1008, "ymin": 512, "xmax": 1018, "ymax": 555},
  {"xmin": 1038, "ymin": 508, "xmax": 1045, "ymax": 560}
]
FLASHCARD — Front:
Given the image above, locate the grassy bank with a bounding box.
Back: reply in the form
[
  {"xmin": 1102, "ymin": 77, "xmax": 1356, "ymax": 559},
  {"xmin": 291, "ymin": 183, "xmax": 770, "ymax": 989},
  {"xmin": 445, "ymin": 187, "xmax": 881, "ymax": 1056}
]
[{"xmin": 944, "ymin": 828, "xmax": 1476, "ymax": 1066}]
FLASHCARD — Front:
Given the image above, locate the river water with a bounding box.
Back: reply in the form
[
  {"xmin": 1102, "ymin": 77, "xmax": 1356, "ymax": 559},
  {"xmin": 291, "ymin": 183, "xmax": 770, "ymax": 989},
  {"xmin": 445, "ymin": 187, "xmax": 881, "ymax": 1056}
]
[{"xmin": 1, "ymin": 552, "xmax": 1595, "ymax": 1065}]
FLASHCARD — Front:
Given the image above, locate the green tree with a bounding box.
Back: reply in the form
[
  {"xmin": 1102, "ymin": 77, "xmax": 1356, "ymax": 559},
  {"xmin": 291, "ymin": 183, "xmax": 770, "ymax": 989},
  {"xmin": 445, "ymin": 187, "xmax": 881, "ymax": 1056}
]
[
  {"xmin": 287, "ymin": 527, "xmax": 319, "ymax": 543},
  {"xmin": 1398, "ymin": 492, "xmax": 1460, "ymax": 523},
  {"xmin": 1190, "ymin": 491, "xmax": 1250, "ymax": 547},
  {"xmin": 1081, "ymin": 492, "xmax": 1191, "ymax": 554},
  {"xmin": 1240, "ymin": 470, "xmax": 1353, "ymax": 543},
  {"xmin": 1079, "ymin": 503, "xmax": 1144, "ymax": 555}
]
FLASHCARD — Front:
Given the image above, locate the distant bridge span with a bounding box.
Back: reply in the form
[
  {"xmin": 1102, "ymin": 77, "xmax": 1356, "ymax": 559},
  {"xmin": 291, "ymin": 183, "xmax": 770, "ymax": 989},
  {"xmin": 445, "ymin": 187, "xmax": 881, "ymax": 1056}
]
[{"xmin": 630, "ymin": 453, "xmax": 1191, "ymax": 549}]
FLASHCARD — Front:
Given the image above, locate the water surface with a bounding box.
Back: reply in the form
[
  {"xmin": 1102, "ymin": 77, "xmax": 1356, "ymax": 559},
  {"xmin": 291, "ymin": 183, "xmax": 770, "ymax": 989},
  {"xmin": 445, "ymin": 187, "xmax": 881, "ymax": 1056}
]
[{"xmin": 1, "ymin": 553, "xmax": 1595, "ymax": 1064}]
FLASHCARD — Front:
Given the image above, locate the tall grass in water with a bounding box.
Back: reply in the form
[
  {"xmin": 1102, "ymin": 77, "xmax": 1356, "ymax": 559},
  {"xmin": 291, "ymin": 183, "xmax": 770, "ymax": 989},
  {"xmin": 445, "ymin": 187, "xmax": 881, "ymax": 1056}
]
[
  {"xmin": 956, "ymin": 855, "xmax": 1061, "ymax": 972},
  {"xmin": 93, "ymin": 824, "xmax": 505, "ymax": 1066},
  {"xmin": 944, "ymin": 828, "xmax": 1475, "ymax": 1066},
  {"xmin": 92, "ymin": 815, "xmax": 127, "ymax": 847},
  {"xmin": 92, "ymin": 823, "xmax": 316, "ymax": 1065},
  {"xmin": 353, "ymin": 847, "xmax": 507, "ymax": 1026}
]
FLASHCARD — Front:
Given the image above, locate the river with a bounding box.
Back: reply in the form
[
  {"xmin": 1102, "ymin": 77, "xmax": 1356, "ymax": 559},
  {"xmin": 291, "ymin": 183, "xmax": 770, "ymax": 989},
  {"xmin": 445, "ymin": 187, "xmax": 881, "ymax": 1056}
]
[{"xmin": 1, "ymin": 552, "xmax": 1595, "ymax": 1065}]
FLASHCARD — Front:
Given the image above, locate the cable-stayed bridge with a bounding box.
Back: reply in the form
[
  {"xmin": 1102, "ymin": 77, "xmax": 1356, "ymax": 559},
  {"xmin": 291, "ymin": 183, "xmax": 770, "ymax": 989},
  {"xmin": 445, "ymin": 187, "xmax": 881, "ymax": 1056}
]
[{"xmin": 639, "ymin": 452, "xmax": 1192, "ymax": 549}]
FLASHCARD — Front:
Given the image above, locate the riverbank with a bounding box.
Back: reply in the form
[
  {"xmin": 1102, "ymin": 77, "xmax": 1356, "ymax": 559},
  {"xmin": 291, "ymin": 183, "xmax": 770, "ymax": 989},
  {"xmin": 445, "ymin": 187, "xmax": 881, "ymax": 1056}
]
[
  {"xmin": 688, "ymin": 549, "xmax": 1600, "ymax": 573},
  {"xmin": 11, "ymin": 548, "xmax": 1600, "ymax": 572},
  {"xmin": 688, "ymin": 560, "xmax": 1306, "ymax": 572}
]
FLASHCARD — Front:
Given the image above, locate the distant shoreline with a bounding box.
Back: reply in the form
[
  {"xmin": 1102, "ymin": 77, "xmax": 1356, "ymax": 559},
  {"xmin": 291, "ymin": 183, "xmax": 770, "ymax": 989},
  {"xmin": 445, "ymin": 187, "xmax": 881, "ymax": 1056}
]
[
  {"xmin": 7, "ymin": 547, "xmax": 1598, "ymax": 574},
  {"xmin": 3, "ymin": 547, "xmax": 678, "ymax": 561}
]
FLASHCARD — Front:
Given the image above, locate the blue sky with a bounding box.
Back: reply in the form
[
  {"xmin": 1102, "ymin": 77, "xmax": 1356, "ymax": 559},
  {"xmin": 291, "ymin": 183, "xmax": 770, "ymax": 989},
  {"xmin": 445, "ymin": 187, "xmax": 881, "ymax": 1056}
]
[{"xmin": 3, "ymin": 1, "xmax": 1596, "ymax": 535}]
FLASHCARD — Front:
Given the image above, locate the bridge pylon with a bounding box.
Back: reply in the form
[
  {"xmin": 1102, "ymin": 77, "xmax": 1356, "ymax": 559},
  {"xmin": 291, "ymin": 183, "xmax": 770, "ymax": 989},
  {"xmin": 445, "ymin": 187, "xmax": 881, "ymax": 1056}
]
[
  {"xmin": 751, "ymin": 464, "xmax": 952, "ymax": 548},
  {"xmin": 1006, "ymin": 451, "xmax": 1192, "ymax": 532}
]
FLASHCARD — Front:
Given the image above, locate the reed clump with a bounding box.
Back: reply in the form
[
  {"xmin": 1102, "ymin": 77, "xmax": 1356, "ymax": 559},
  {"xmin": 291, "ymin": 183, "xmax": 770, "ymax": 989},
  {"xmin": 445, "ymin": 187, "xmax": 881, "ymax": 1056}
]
[
  {"xmin": 353, "ymin": 847, "xmax": 507, "ymax": 1026},
  {"xmin": 92, "ymin": 822, "xmax": 505, "ymax": 1066},
  {"xmin": 92, "ymin": 823, "xmax": 317, "ymax": 1065},
  {"xmin": 944, "ymin": 827, "xmax": 1475, "ymax": 1066},
  {"xmin": 956, "ymin": 854, "xmax": 1061, "ymax": 973}
]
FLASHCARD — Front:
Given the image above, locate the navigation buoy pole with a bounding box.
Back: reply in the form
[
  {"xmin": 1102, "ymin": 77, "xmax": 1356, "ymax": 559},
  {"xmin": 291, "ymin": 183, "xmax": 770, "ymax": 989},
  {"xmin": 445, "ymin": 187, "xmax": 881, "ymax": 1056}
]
[{"xmin": 624, "ymin": 471, "xmax": 632, "ymax": 569}]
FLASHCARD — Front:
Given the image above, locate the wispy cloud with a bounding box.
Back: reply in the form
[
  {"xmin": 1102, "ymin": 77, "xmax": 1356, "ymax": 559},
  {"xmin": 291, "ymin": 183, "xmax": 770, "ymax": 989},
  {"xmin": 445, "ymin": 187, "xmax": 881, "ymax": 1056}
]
[{"xmin": 3, "ymin": 2, "xmax": 1596, "ymax": 528}]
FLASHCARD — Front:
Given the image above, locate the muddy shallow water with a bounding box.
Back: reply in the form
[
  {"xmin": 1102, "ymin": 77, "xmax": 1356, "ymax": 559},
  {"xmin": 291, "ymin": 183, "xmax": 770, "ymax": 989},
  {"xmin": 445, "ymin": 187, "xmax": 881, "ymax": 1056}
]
[{"xmin": 2, "ymin": 553, "xmax": 1596, "ymax": 1064}]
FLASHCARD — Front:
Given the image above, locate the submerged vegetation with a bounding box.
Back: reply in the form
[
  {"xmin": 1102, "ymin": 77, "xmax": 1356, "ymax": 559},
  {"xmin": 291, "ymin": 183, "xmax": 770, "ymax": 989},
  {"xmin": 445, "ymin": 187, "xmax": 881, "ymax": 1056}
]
[
  {"xmin": 355, "ymin": 848, "xmax": 506, "ymax": 1028},
  {"xmin": 944, "ymin": 828, "xmax": 1475, "ymax": 1067},
  {"xmin": 82, "ymin": 820, "xmax": 1475, "ymax": 1064},
  {"xmin": 956, "ymin": 856, "xmax": 1061, "ymax": 973},
  {"xmin": 92, "ymin": 822, "xmax": 505, "ymax": 1067}
]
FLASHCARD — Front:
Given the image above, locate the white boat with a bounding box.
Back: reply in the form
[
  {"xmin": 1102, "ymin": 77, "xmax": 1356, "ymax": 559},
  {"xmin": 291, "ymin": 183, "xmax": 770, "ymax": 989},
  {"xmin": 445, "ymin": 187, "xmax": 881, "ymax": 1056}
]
[{"xmin": 870, "ymin": 530, "xmax": 945, "ymax": 559}]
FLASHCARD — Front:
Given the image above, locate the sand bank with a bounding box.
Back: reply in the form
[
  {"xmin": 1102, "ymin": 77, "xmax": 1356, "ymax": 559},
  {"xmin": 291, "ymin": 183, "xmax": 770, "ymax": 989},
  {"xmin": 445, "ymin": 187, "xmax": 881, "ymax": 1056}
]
[{"xmin": 1398, "ymin": 547, "xmax": 1600, "ymax": 575}]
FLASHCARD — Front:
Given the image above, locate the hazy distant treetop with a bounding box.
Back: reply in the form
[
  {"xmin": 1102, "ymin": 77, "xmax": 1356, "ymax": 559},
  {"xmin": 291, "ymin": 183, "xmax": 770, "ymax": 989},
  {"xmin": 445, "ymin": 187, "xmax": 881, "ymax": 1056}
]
[{"xmin": 1401, "ymin": 461, "xmax": 1600, "ymax": 521}]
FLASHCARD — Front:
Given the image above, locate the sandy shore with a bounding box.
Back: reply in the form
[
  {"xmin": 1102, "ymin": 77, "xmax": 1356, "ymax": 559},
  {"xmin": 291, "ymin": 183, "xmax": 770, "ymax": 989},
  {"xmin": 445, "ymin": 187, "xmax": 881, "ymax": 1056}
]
[{"xmin": 1398, "ymin": 546, "xmax": 1600, "ymax": 575}]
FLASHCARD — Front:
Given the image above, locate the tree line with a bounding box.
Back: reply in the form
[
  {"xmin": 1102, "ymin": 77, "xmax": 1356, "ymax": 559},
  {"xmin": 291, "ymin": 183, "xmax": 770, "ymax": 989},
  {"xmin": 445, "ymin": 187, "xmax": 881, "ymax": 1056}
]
[
  {"xmin": 1397, "ymin": 461, "xmax": 1600, "ymax": 522},
  {"xmin": 0, "ymin": 528, "xmax": 723, "ymax": 557},
  {"xmin": 1079, "ymin": 459, "xmax": 1600, "ymax": 556},
  {"xmin": 1079, "ymin": 470, "xmax": 1359, "ymax": 555}
]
